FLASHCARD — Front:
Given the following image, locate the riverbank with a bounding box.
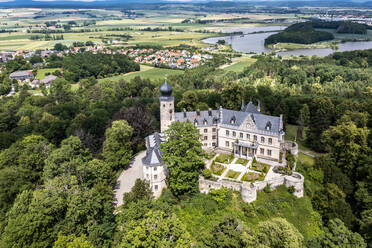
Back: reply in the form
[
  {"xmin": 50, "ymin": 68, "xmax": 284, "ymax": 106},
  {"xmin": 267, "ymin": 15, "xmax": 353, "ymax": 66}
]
[{"xmin": 267, "ymin": 41, "xmax": 339, "ymax": 51}]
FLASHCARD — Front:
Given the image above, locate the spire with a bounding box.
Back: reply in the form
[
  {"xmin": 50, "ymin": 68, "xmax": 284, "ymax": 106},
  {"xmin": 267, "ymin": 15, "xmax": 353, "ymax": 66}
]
[
  {"xmin": 241, "ymin": 99, "xmax": 245, "ymax": 111},
  {"xmin": 257, "ymin": 100, "xmax": 261, "ymax": 112}
]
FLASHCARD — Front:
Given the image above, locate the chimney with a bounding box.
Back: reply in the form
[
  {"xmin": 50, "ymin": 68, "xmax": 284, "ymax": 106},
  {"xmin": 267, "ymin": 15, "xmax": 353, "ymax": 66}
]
[
  {"xmin": 183, "ymin": 108, "xmax": 187, "ymax": 118},
  {"xmin": 257, "ymin": 100, "xmax": 261, "ymax": 112},
  {"xmin": 219, "ymin": 106, "xmax": 223, "ymax": 123},
  {"xmin": 208, "ymin": 108, "xmax": 212, "ymax": 116},
  {"xmin": 196, "ymin": 109, "xmax": 200, "ymax": 116}
]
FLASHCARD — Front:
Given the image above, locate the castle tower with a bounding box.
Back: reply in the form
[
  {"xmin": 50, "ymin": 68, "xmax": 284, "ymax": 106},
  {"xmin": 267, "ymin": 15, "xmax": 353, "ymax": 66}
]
[{"xmin": 159, "ymin": 79, "xmax": 174, "ymax": 133}]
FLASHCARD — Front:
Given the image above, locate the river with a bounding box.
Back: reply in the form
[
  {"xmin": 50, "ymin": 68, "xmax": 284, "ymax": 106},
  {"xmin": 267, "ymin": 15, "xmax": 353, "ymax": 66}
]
[{"xmin": 202, "ymin": 26, "xmax": 372, "ymax": 57}]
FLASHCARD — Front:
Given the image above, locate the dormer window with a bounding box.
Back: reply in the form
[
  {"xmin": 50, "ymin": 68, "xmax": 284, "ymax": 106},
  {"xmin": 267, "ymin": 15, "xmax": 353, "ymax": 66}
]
[
  {"xmin": 203, "ymin": 119, "xmax": 208, "ymax": 125},
  {"xmin": 194, "ymin": 119, "xmax": 198, "ymax": 126},
  {"xmin": 265, "ymin": 121, "xmax": 272, "ymax": 131},
  {"xmin": 213, "ymin": 117, "xmax": 218, "ymax": 124},
  {"xmin": 230, "ymin": 116, "xmax": 236, "ymax": 124}
]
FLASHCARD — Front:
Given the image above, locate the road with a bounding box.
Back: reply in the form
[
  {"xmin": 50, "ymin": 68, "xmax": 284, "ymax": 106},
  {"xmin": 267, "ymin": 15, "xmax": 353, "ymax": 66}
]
[{"xmin": 114, "ymin": 151, "xmax": 145, "ymax": 207}]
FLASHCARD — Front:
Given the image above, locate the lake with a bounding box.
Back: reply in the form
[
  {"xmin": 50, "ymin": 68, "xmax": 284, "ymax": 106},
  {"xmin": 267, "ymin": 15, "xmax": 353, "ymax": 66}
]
[{"xmin": 203, "ymin": 26, "xmax": 372, "ymax": 57}]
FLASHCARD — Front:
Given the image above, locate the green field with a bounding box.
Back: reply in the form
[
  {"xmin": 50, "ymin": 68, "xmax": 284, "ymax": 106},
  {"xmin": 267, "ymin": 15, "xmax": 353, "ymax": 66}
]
[
  {"xmin": 298, "ymin": 152, "xmax": 315, "ymax": 166},
  {"xmin": 100, "ymin": 65, "xmax": 184, "ymax": 82},
  {"xmin": 35, "ymin": 68, "xmax": 60, "ymax": 80},
  {"xmin": 223, "ymin": 58, "xmax": 256, "ymax": 73}
]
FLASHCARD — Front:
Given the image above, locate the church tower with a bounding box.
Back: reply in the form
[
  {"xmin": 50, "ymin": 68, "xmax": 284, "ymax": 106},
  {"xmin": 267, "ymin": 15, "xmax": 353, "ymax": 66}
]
[{"xmin": 159, "ymin": 79, "xmax": 174, "ymax": 133}]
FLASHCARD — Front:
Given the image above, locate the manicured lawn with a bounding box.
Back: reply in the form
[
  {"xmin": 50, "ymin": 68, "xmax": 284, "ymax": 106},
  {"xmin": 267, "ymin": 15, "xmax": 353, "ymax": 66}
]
[
  {"xmin": 236, "ymin": 158, "xmax": 249, "ymax": 166},
  {"xmin": 215, "ymin": 154, "xmax": 234, "ymax": 164},
  {"xmin": 36, "ymin": 68, "xmax": 60, "ymax": 80},
  {"xmin": 241, "ymin": 172, "xmax": 264, "ymax": 182},
  {"xmin": 225, "ymin": 169, "xmax": 241, "ymax": 179},
  {"xmin": 251, "ymin": 162, "xmax": 270, "ymax": 173},
  {"xmin": 298, "ymin": 152, "xmax": 315, "ymax": 166},
  {"xmin": 211, "ymin": 162, "xmax": 226, "ymax": 176}
]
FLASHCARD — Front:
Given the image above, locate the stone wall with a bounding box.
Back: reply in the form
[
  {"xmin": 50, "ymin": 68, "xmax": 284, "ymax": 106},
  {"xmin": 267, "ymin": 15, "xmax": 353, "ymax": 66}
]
[
  {"xmin": 281, "ymin": 141, "xmax": 298, "ymax": 156},
  {"xmin": 199, "ymin": 172, "xmax": 304, "ymax": 203}
]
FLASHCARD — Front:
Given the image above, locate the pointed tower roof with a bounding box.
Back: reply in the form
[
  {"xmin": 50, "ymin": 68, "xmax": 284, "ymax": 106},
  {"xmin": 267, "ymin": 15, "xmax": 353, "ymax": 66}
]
[{"xmin": 244, "ymin": 101, "xmax": 260, "ymax": 114}]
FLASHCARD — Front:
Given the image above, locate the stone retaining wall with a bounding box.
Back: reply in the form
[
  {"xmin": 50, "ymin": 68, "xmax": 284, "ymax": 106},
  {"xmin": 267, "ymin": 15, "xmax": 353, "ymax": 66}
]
[{"xmin": 199, "ymin": 172, "xmax": 304, "ymax": 203}]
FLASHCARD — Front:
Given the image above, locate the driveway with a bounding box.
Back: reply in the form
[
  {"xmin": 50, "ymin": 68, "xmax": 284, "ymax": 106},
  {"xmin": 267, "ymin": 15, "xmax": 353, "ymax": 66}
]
[{"xmin": 114, "ymin": 151, "xmax": 145, "ymax": 207}]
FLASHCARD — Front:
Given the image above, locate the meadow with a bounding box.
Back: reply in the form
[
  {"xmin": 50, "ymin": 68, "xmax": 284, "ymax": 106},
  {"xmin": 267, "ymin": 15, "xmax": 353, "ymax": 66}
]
[{"xmin": 99, "ymin": 65, "xmax": 184, "ymax": 82}]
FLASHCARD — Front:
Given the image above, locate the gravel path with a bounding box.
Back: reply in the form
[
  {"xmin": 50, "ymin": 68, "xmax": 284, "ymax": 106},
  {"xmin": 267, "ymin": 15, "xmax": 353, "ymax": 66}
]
[{"xmin": 114, "ymin": 151, "xmax": 145, "ymax": 208}]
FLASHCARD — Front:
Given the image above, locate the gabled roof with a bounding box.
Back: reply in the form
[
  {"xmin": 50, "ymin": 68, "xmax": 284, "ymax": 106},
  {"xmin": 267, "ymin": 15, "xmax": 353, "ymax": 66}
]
[
  {"xmin": 220, "ymin": 108, "xmax": 281, "ymax": 134},
  {"xmin": 142, "ymin": 132, "xmax": 166, "ymax": 167}
]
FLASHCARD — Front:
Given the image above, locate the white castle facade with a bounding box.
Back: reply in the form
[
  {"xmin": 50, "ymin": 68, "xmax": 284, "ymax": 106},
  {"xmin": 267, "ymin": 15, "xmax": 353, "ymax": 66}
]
[{"xmin": 142, "ymin": 81, "xmax": 288, "ymax": 198}]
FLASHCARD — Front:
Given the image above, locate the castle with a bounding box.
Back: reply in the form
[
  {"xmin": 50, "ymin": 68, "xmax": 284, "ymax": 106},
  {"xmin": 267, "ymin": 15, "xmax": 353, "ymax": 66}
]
[{"xmin": 142, "ymin": 80, "xmax": 288, "ymax": 198}]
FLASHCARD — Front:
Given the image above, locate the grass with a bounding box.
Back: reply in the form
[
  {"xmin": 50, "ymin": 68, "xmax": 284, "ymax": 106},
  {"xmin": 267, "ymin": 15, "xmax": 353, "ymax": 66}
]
[
  {"xmin": 211, "ymin": 162, "xmax": 226, "ymax": 176},
  {"xmin": 223, "ymin": 58, "xmax": 256, "ymax": 73},
  {"xmin": 215, "ymin": 154, "xmax": 234, "ymax": 164},
  {"xmin": 298, "ymin": 152, "xmax": 315, "ymax": 166},
  {"xmin": 235, "ymin": 158, "xmax": 249, "ymax": 166},
  {"xmin": 225, "ymin": 169, "xmax": 241, "ymax": 179},
  {"xmin": 100, "ymin": 65, "xmax": 184, "ymax": 82},
  {"xmin": 285, "ymin": 124, "xmax": 311, "ymax": 152},
  {"xmin": 241, "ymin": 172, "xmax": 265, "ymax": 182},
  {"xmin": 36, "ymin": 68, "xmax": 60, "ymax": 80},
  {"xmin": 251, "ymin": 162, "xmax": 270, "ymax": 173}
]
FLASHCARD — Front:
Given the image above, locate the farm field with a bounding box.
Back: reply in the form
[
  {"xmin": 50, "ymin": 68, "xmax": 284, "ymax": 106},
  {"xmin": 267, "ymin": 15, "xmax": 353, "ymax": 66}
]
[{"xmin": 0, "ymin": 8, "xmax": 300, "ymax": 51}]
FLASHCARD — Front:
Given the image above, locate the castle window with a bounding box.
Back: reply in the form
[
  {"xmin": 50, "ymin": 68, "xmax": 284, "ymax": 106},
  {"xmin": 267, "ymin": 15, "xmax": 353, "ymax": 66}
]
[
  {"xmin": 261, "ymin": 137, "xmax": 265, "ymax": 143},
  {"xmin": 267, "ymin": 150, "xmax": 272, "ymax": 156},
  {"xmin": 213, "ymin": 118, "xmax": 218, "ymax": 124},
  {"xmin": 212, "ymin": 128, "xmax": 216, "ymax": 132},
  {"xmin": 232, "ymin": 131, "xmax": 236, "ymax": 137},
  {"xmin": 240, "ymin": 133, "xmax": 243, "ymax": 138},
  {"xmin": 204, "ymin": 129, "xmax": 207, "ymax": 133},
  {"xmin": 204, "ymin": 143, "xmax": 207, "ymax": 146},
  {"xmin": 163, "ymin": 104, "xmax": 165, "ymax": 107},
  {"xmin": 268, "ymin": 138, "xmax": 272, "ymax": 145},
  {"xmin": 260, "ymin": 148, "xmax": 264, "ymax": 155},
  {"xmin": 154, "ymin": 185, "xmax": 158, "ymax": 190},
  {"xmin": 254, "ymin": 135, "xmax": 257, "ymax": 141},
  {"xmin": 226, "ymin": 130, "xmax": 229, "ymax": 136},
  {"xmin": 246, "ymin": 134, "xmax": 250, "ymax": 140},
  {"xmin": 194, "ymin": 120, "xmax": 198, "ymax": 126},
  {"xmin": 212, "ymin": 135, "xmax": 216, "ymax": 140},
  {"xmin": 154, "ymin": 167, "xmax": 157, "ymax": 171},
  {"xmin": 204, "ymin": 136, "xmax": 208, "ymax": 140},
  {"xmin": 225, "ymin": 141, "xmax": 229, "ymax": 147},
  {"xmin": 212, "ymin": 142, "xmax": 216, "ymax": 146},
  {"xmin": 230, "ymin": 116, "xmax": 236, "ymax": 124},
  {"xmin": 154, "ymin": 175, "xmax": 158, "ymax": 180},
  {"xmin": 265, "ymin": 121, "xmax": 272, "ymax": 131},
  {"xmin": 203, "ymin": 119, "xmax": 208, "ymax": 125}
]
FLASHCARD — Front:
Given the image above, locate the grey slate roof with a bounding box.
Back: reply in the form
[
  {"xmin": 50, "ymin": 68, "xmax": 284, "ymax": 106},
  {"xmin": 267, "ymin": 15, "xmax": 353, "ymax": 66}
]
[
  {"xmin": 221, "ymin": 108, "xmax": 281, "ymax": 134},
  {"xmin": 142, "ymin": 132, "xmax": 166, "ymax": 167},
  {"xmin": 242, "ymin": 101, "xmax": 260, "ymax": 114},
  {"xmin": 174, "ymin": 102, "xmax": 282, "ymax": 134},
  {"xmin": 9, "ymin": 70, "xmax": 34, "ymax": 79},
  {"xmin": 174, "ymin": 109, "xmax": 219, "ymax": 127}
]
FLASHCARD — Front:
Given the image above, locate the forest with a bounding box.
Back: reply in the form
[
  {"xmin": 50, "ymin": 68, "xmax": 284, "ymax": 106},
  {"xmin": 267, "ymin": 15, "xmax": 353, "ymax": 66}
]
[
  {"xmin": 264, "ymin": 22, "xmax": 335, "ymax": 45},
  {"xmin": 0, "ymin": 49, "xmax": 371, "ymax": 247}
]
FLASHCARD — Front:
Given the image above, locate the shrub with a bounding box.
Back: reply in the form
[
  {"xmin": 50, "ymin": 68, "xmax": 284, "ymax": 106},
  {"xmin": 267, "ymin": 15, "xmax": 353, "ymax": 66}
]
[
  {"xmin": 263, "ymin": 184, "xmax": 271, "ymax": 193},
  {"xmin": 288, "ymin": 186, "xmax": 295, "ymax": 194},
  {"xmin": 202, "ymin": 169, "xmax": 212, "ymax": 179}
]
